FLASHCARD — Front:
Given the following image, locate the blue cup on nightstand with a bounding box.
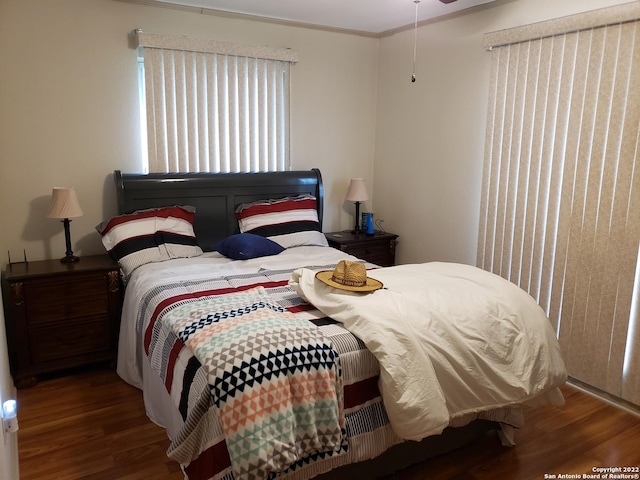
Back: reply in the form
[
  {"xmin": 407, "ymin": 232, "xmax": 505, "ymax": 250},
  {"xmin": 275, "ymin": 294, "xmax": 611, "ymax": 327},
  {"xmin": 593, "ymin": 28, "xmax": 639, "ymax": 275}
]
[{"xmin": 362, "ymin": 212, "xmax": 374, "ymax": 235}]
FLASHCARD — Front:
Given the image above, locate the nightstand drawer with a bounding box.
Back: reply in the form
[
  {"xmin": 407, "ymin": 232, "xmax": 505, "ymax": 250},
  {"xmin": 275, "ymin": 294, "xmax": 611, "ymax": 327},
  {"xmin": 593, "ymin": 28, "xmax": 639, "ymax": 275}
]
[
  {"xmin": 25, "ymin": 275, "xmax": 106, "ymax": 303},
  {"xmin": 29, "ymin": 318, "xmax": 111, "ymax": 364},
  {"xmin": 27, "ymin": 295, "xmax": 109, "ymax": 326},
  {"xmin": 359, "ymin": 253, "xmax": 393, "ymax": 266},
  {"xmin": 342, "ymin": 243, "xmax": 389, "ymax": 261}
]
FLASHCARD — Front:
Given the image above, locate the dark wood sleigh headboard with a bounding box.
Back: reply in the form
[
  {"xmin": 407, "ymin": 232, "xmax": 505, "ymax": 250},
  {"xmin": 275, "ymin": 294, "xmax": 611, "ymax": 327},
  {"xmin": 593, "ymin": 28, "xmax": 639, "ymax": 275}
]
[{"xmin": 114, "ymin": 169, "xmax": 324, "ymax": 252}]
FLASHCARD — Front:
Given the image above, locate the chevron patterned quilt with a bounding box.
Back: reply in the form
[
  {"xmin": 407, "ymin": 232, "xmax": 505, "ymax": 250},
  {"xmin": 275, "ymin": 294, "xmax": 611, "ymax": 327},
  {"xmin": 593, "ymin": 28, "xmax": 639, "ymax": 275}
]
[{"xmin": 160, "ymin": 285, "xmax": 347, "ymax": 479}]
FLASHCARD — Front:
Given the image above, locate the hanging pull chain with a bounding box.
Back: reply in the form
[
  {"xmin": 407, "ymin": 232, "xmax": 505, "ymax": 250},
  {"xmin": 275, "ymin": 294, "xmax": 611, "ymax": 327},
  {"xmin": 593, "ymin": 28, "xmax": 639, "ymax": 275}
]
[{"xmin": 412, "ymin": 0, "xmax": 420, "ymax": 83}]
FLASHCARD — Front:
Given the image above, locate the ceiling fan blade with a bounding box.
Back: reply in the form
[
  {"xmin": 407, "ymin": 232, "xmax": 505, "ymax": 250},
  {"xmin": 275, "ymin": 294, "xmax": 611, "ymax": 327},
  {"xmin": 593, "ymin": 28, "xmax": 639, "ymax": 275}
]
[{"xmin": 439, "ymin": 0, "xmax": 458, "ymax": 3}]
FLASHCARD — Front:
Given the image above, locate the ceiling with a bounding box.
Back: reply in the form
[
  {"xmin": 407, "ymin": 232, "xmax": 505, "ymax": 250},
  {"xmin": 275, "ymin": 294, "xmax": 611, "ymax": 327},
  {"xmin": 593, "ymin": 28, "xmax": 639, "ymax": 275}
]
[{"xmin": 152, "ymin": 0, "xmax": 498, "ymax": 35}]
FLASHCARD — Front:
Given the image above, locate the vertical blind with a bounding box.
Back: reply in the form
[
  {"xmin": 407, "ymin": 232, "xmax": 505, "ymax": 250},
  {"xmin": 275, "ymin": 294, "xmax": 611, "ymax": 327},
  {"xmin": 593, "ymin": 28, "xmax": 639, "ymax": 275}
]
[
  {"xmin": 478, "ymin": 4, "xmax": 640, "ymax": 407},
  {"xmin": 135, "ymin": 31, "xmax": 298, "ymax": 173}
]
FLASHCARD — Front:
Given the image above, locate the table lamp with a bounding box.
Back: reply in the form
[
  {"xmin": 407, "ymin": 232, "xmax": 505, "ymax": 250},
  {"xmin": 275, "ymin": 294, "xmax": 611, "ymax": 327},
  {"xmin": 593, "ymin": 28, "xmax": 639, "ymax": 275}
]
[
  {"xmin": 345, "ymin": 178, "xmax": 369, "ymax": 233},
  {"xmin": 47, "ymin": 187, "xmax": 84, "ymax": 263}
]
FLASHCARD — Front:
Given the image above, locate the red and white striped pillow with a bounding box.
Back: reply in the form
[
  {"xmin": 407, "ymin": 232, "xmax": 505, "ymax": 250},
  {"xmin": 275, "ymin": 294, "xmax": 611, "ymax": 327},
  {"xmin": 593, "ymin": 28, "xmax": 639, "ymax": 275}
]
[
  {"xmin": 235, "ymin": 195, "xmax": 328, "ymax": 249},
  {"xmin": 96, "ymin": 205, "xmax": 203, "ymax": 278}
]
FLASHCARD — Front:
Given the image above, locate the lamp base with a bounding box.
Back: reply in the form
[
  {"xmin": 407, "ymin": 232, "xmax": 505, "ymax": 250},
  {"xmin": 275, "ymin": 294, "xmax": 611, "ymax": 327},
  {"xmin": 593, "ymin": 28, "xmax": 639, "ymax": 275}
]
[
  {"xmin": 352, "ymin": 201, "xmax": 362, "ymax": 234},
  {"xmin": 60, "ymin": 218, "xmax": 79, "ymax": 264},
  {"xmin": 60, "ymin": 255, "xmax": 80, "ymax": 264}
]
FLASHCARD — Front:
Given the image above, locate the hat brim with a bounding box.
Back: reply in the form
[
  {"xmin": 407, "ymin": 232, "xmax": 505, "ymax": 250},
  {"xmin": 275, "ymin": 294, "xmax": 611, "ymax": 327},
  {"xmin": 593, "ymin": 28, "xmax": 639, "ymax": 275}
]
[{"xmin": 315, "ymin": 270, "xmax": 383, "ymax": 292}]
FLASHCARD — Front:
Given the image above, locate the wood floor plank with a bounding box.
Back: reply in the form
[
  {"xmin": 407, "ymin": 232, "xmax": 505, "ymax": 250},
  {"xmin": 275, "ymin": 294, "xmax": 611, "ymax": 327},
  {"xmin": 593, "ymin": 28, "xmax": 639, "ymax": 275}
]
[
  {"xmin": 17, "ymin": 368, "xmax": 182, "ymax": 480},
  {"xmin": 17, "ymin": 368, "xmax": 640, "ymax": 479},
  {"xmin": 589, "ymin": 421, "xmax": 640, "ymax": 466}
]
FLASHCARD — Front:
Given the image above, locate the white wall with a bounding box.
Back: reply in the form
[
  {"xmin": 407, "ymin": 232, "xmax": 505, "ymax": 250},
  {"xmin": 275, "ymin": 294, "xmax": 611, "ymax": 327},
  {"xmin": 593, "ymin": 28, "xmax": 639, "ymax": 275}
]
[
  {"xmin": 0, "ymin": 0, "xmax": 379, "ymax": 263},
  {"xmin": 374, "ymin": 0, "xmax": 632, "ymax": 265}
]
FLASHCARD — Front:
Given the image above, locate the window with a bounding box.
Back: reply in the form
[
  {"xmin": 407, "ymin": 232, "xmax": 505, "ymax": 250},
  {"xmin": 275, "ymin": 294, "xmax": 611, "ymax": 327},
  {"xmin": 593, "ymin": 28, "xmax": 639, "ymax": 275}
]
[
  {"xmin": 135, "ymin": 30, "xmax": 298, "ymax": 173},
  {"xmin": 478, "ymin": 4, "xmax": 640, "ymax": 406}
]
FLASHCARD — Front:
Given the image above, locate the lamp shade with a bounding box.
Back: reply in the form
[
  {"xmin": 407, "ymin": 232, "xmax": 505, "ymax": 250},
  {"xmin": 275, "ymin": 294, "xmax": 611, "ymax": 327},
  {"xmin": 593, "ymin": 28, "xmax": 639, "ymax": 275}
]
[
  {"xmin": 345, "ymin": 178, "xmax": 369, "ymax": 203},
  {"xmin": 46, "ymin": 187, "xmax": 83, "ymax": 219}
]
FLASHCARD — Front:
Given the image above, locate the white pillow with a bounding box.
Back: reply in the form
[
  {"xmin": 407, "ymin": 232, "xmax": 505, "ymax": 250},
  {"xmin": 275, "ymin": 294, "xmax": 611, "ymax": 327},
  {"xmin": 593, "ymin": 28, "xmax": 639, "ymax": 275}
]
[
  {"xmin": 96, "ymin": 205, "xmax": 203, "ymax": 278},
  {"xmin": 235, "ymin": 195, "xmax": 328, "ymax": 248}
]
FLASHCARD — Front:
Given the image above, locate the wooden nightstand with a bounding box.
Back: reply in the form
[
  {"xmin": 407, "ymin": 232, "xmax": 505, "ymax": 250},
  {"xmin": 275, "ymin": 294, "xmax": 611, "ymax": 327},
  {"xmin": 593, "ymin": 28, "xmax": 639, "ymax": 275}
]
[
  {"xmin": 1, "ymin": 255, "xmax": 123, "ymax": 388},
  {"xmin": 325, "ymin": 230, "xmax": 399, "ymax": 266}
]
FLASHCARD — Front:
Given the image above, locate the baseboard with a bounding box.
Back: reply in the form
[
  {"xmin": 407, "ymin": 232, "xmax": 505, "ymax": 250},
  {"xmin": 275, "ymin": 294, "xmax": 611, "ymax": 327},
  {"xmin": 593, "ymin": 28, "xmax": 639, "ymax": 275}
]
[{"xmin": 567, "ymin": 377, "xmax": 640, "ymax": 419}]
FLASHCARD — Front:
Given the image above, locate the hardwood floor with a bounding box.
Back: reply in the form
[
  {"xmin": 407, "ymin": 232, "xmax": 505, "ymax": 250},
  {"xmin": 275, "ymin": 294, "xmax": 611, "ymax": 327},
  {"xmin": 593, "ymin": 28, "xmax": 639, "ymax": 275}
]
[
  {"xmin": 16, "ymin": 367, "xmax": 640, "ymax": 479},
  {"xmin": 17, "ymin": 368, "xmax": 182, "ymax": 480}
]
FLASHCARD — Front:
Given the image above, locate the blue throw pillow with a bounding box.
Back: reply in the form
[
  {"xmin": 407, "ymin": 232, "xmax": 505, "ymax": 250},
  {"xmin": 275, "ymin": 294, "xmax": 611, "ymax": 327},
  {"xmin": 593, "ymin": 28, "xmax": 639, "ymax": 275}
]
[{"xmin": 216, "ymin": 233, "xmax": 285, "ymax": 260}]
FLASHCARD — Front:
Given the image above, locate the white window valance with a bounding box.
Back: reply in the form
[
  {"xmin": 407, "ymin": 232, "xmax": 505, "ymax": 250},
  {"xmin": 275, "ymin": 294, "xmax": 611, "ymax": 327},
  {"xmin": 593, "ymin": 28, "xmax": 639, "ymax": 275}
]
[
  {"xmin": 135, "ymin": 29, "xmax": 299, "ymax": 63},
  {"xmin": 484, "ymin": 1, "xmax": 640, "ymax": 49}
]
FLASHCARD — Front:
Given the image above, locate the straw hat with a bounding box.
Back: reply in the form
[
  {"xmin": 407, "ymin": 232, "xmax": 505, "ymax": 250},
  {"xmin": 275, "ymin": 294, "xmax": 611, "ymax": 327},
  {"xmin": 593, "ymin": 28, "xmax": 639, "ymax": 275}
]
[{"xmin": 315, "ymin": 260, "xmax": 383, "ymax": 293}]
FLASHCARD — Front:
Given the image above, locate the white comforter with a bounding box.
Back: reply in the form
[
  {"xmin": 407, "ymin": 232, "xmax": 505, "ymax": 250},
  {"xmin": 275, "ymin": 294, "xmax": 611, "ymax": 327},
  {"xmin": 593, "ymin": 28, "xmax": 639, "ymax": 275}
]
[{"xmin": 290, "ymin": 262, "xmax": 567, "ymax": 441}]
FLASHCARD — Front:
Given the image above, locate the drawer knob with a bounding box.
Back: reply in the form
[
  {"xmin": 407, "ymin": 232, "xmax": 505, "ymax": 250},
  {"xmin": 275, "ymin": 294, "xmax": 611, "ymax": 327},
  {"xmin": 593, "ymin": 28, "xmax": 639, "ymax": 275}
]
[{"xmin": 11, "ymin": 282, "xmax": 24, "ymax": 306}]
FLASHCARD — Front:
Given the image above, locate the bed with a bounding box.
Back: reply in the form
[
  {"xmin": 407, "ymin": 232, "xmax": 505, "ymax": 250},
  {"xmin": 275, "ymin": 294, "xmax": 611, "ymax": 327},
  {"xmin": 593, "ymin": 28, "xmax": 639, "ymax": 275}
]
[{"xmin": 105, "ymin": 169, "xmax": 567, "ymax": 480}]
